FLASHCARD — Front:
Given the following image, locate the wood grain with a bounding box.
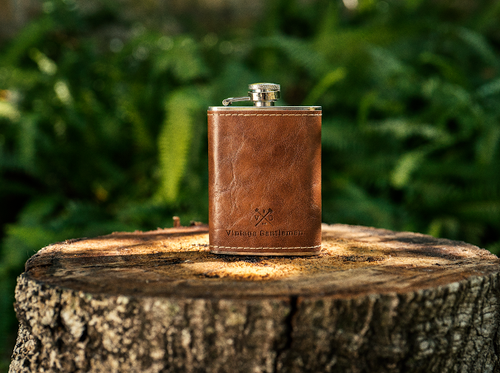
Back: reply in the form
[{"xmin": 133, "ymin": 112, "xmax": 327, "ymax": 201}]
[{"xmin": 9, "ymin": 224, "xmax": 500, "ymax": 373}]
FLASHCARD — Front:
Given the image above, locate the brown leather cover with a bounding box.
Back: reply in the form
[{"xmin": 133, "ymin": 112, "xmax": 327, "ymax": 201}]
[{"xmin": 208, "ymin": 109, "xmax": 321, "ymax": 255}]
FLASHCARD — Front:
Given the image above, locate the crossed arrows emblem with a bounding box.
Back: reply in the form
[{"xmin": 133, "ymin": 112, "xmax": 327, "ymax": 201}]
[{"xmin": 254, "ymin": 208, "xmax": 274, "ymax": 226}]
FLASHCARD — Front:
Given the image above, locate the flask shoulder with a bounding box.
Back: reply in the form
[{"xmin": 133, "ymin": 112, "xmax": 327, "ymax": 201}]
[{"xmin": 208, "ymin": 106, "xmax": 321, "ymax": 111}]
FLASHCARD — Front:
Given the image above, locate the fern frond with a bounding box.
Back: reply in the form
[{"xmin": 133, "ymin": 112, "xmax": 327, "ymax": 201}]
[
  {"xmin": 302, "ymin": 68, "xmax": 346, "ymax": 105},
  {"xmin": 156, "ymin": 88, "xmax": 202, "ymax": 204},
  {"xmin": 257, "ymin": 36, "xmax": 329, "ymax": 77}
]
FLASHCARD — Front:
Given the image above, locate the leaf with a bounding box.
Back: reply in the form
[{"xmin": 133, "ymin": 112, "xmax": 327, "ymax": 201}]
[
  {"xmin": 257, "ymin": 36, "xmax": 329, "ymax": 77},
  {"xmin": 156, "ymin": 88, "xmax": 202, "ymax": 203},
  {"xmin": 456, "ymin": 27, "xmax": 499, "ymax": 68},
  {"xmin": 117, "ymin": 97, "xmax": 153, "ymax": 151},
  {"xmin": 370, "ymin": 119, "xmax": 450, "ymax": 142},
  {"xmin": 302, "ymin": 67, "xmax": 346, "ymax": 105},
  {"xmin": 3, "ymin": 225, "xmax": 60, "ymax": 265},
  {"xmin": 369, "ymin": 46, "xmax": 410, "ymax": 77},
  {"xmin": 0, "ymin": 101, "xmax": 20, "ymax": 121},
  {"xmin": 29, "ymin": 48, "xmax": 57, "ymax": 76},
  {"xmin": 419, "ymin": 52, "xmax": 465, "ymax": 86},
  {"xmin": 476, "ymin": 121, "xmax": 500, "ymax": 165},
  {"xmin": 321, "ymin": 118, "xmax": 361, "ymax": 151},
  {"xmin": 17, "ymin": 114, "xmax": 38, "ymax": 172},
  {"xmin": 153, "ymin": 36, "xmax": 208, "ymax": 82},
  {"xmin": 391, "ymin": 150, "xmax": 426, "ymax": 189},
  {"xmin": 1, "ymin": 18, "xmax": 55, "ymax": 66},
  {"xmin": 54, "ymin": 80, "xmax": 73, "ymax": 105},
  {"xmin": 477, "ymin": 77, "xmax": 500, "ymax": 97}
]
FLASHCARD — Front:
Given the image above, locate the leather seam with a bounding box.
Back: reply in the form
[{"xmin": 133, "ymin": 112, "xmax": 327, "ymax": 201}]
[
  {"xmin": 209, "ymin": 245, "xmax": 321, "ymax": 250},
  {"xmin": 207, "ymin": 113, "xmax": 321, "ymax": 117}
]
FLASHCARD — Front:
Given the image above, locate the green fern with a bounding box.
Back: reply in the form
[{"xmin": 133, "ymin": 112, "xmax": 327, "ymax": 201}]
[
  {"xmin": 1, "ymin": 0, "xmax": 500, "ymax": 365},
  {"xmin": 156, "ymin": 88, "xmax": 203, "ymax": 204}
]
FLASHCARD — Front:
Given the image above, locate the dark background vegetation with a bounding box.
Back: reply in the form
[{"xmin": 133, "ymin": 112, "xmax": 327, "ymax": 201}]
[{"xmin": 1, "ymin": 0, "xmax": 499, "ymax": 368}]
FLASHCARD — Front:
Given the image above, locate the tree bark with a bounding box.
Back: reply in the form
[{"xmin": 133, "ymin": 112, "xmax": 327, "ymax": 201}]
[{"xmin": 9, "ymin": 224, "xmax": 500, "ymax": 373}]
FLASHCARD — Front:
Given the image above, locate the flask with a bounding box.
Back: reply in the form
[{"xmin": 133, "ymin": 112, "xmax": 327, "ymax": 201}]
[{"xmin": 208, "ymin": 83, "xmax": 321, "ymax": 255}]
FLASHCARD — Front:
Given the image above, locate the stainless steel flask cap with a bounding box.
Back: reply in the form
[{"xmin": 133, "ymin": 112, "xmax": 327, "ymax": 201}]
[{"xmin": 222, "ymin": 83, "xmax": 281, "ymax": 107}]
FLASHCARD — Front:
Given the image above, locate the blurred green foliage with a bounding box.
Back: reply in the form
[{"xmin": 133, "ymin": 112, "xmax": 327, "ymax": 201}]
[{"xmin": 1, "ymin": 0, "xmax": 500, "ymax": 366}]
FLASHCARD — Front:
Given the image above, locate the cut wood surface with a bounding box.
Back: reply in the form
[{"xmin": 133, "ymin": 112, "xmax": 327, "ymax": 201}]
[{"xmin": 9, "ymin": 224, "xmax": 500, "ymax": 373}]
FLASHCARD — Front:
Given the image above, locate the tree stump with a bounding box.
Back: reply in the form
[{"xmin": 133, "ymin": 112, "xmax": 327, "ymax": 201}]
[{"xmin": 9, "ymin": 224, "xmax": 500, "ymax": 373}]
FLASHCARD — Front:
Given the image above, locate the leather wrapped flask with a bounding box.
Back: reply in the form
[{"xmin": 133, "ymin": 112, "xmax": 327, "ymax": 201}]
[{"xmin": 208, "ymin": 83, "xmax": 321, "ymax": 255}]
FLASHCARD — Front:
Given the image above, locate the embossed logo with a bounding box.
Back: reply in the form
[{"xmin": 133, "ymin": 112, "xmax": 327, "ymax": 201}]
[{"xmin": 254, "ymin": 208, "xmax": 274, "ymax": 226}]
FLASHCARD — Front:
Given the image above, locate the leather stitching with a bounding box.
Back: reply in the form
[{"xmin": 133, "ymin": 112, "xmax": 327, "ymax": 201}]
[
  {"xmin": 209, "ymin": 245, "xmax": 321, "ymax": 250},
  {"xmin": 207, "ymin": 113, "xmax": 321, "ymax": 116}
]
